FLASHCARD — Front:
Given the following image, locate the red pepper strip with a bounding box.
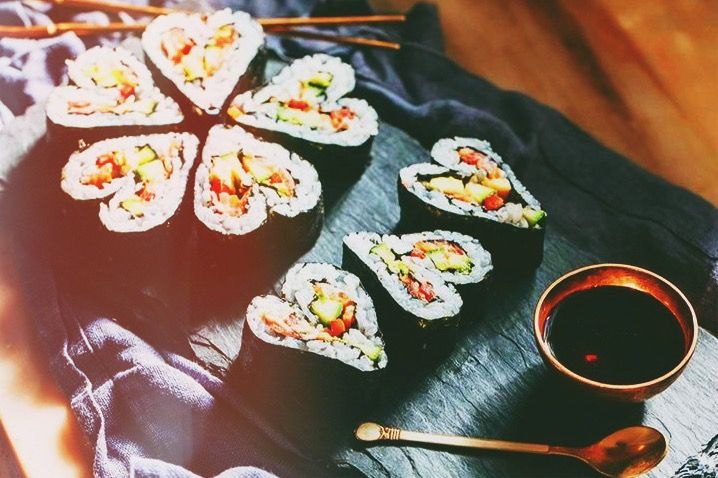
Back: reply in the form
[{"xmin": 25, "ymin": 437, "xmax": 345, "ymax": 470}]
[
  {"xmin": 409, "ymin": 248, "xmax": 426, "ymax": 259},
  {"xmin": 119, "ymin": 83, "xmax": 135, "ymax": 100},
  {"xmin": 138, "ymin": 187, "xmax": 155, "ymax": 201},
  {"xmin": 329, "ymin": 318, "xmax": 346, "ymax": 337},
  {"xmin": 287, "ymin": 99, "xmax": 310, "ymax": 111},
  {"xmin": 419, "ymin": 281, "xmax": 436, "ymax": 302},
  {"xmin": 483, "ymin": 194, "xmax": 504, "ymax": 211},
  {"xmin": 400, "ymin": 273, "xmax": 435, "ymax": 303}
]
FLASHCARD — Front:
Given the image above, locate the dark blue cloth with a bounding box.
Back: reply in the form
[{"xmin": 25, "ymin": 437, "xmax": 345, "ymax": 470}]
[{"xmin": 1, "ymin": 0, "xmax": 716, "ymax": 477}]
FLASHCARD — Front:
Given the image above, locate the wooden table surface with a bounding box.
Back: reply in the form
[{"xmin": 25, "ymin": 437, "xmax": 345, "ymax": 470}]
[
  {"xmin": 374, "ymin": 0, "xmax": 718, "ymax": 206},
  {"xmin": 1, "ymin": 1, "xmax": 717, "ymax": 477}
]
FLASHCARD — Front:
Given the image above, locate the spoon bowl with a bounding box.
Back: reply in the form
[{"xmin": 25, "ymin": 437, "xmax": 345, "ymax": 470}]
[{"xmin": 574, "ymin": 426, "xmax": 668, "ymax": 477}]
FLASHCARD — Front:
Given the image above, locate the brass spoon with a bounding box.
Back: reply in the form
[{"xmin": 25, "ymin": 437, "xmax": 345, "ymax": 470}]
[{"xmin": 355, "ymin": 422, "xmax": 667, "ymax": 478}]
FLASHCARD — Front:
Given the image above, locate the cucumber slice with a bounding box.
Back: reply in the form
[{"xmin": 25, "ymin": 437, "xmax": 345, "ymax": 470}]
[
  {"xmin": 135, "ymin": 160, "xmax": 166, "ymax": 183},
  {"xmin": 136, "ymin": 145, "xmax": 158, "ymax": 165},
  {"xmin": 310, "ymin": 298, "xmax": 344, "ymax": 326},
  {"xmin": 523, "ymin": 208, "xmax": 546, "ymax": 227},
  {"xmin": 120, "ymin": 196, "xmax": 145, "ymax": 217}
]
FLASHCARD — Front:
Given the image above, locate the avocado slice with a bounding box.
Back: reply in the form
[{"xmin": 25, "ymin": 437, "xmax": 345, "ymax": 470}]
[
  {"xmin": 276, "ymin": 106, "xmax": 305, "ymax": 125},
  {"xmin": 111, "ymin": 68, "xmax": 134, "ymax": 88},
  {"xmin": 427, "ymin": 250, "xmax": 473, "ymax": 273},
  {"xmin": 427, "ymin": 176, "xmax": 465, "ymax": 197},
  {"xmin": 89, "ymin": 65, "xmax": 119, "ymax": 88},
  {"xmin": 370, "ymin": 243, "xmax": 395, "ymax": 265},
  {"xmin": 136, "ymin": 145, "xmax": 158, "ymax": 165},
  {"xmin": 481, "ymin": 177, "xmax": 512, "ymax": 198},
  {"xmin": 465, "ymin": 182, "xmax": 495, "ymax": 204},
  {"xmin": 391, "ymin": 260, "xmax": 410, "ymax": 276},
  {"xmin": 242, "ymin": 155, "xmax": 273, "ymax": 182},
  {"xmin": 203, "ymin": 45, "xmax": 223, "ymax": 75},
  {"xmin": 181, "ymin": 54, "xmax": 205, "ymax": 82},
  {"xmin": 523, "ymin": 208, "xmax": 546, "ymax": 227},
  {"xmin": 310, "ymin": 298, "xmax": 344, "ymax": 326},
  {"xmin": 211, "ymin": 152, "xmax": 242, "ymax": 186},
  {"xmin": 133, "ymin": 99, "xmax": 158, "ymax": 116},
  {"xmin": 135, "ymin": 160, "xmax": 166, "ymax": 183},
  {"xmin": 120, "ymin": 196, "xmax": 145, "ymax": 217}
]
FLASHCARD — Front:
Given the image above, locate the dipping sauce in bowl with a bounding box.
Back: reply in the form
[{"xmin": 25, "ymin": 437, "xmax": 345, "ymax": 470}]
[
  {"xmin": 545, "ymin": 286, "xmax": 685, "ymax": 385},
  {"xmin": 534, "ymin": 264, "xmax": 698, "ymax": 402}
]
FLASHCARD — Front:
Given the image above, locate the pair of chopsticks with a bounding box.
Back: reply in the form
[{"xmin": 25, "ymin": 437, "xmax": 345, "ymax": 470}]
[{"xmin": 0, "ymin": 0, "xmax": 404, "ymax": 50}]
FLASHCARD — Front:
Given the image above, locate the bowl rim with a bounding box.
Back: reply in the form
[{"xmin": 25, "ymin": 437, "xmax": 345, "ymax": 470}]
[{"xmin": 533, "ymin": 263, "xmax": 699, "ymax": 391}]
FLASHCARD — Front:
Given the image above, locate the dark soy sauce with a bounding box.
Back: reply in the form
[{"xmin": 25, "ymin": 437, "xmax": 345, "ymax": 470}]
[{"xmin": 545, "ymin": 286, "xmax": 685, "ymax": 385}]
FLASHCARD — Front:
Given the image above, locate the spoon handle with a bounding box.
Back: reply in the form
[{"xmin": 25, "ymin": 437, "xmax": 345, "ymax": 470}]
[{"xmin": 358, "ymin": 423, "xmax": 550, "ymax": 455}]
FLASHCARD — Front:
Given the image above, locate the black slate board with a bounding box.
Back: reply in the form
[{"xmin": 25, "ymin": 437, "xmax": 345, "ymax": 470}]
[{"xmin": 185, "ymin": 121, "xmax": 718, "ymax": 477}]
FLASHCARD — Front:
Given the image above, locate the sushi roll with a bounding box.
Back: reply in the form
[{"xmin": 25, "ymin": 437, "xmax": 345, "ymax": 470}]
[
  {"xmin": 61, "ymin": 132, "xmax": 198, "ymax": 231},
  {"xmin": 399, "ymin": 142, "xmax": 546, "ymax": 269},
  {"xmin": 53, "ymin": 132, "xmax": 199, "ymax": 309},
  {"xmin": 343, "ymin": 231, "xmax": 464, "ymax": 353},
  {"xmin": 46, "ymin": 46, "xmax": 183, "ymax": 151},
  {"xmin": 226, "ymin": 54, "xmax": 378, "ymax": 165},
  {"xmin": 237, "ymin": 263, "xmax": 386, "ymax": 453},
  {"xmin": 191, "ymin": 125, "xmax": 323, "ymax": 315},
  {"xmin": 252, "ymin": 263, "xmax": 387, "ymax": 371},
  {"xmin": 142, "ymin": 9, "xmax": 265, "ymax": 116}
]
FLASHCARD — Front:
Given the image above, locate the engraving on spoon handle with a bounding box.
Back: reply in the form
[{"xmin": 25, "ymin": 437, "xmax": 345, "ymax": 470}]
[{"xmin": 379, "ymin": 426, "xmax": 402, "ymax": 441}]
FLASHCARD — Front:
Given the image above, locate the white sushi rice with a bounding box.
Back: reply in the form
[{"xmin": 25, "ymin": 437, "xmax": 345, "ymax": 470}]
[
  {"xmin": 344, "ymin": 232, "xmax": 463, "ymax": 321},
  {"xmin": 390, "ymin": 230, "xmax": 493, "ymax": 285},
  {"xmin": 66, "ymin": 46, "xmax": 155, "ymax": 94},
  {"xmin": 61, "ymin": 132, "xmax": 199, "ymax": 232},
  {"xmin": 194, "ymin": 125, "xmax": 320, "ymax": 235},
  {"xmin": 229, "ymin": 54, "xmax": 378, "ymax": 146},
  {"xmin": 46, "ymin": 85, "xmax": 183, "ymax": 128},
  {"xmin": 431, "ymin": 137, "xmax": 498, "ymax": 175},
  {"xmin": 400, "ymin": 163, "xmax": 542, "ymax": 228},
  {"xmin": 142, "ymin": 9, "xmax": 264, "ymax": 115}
]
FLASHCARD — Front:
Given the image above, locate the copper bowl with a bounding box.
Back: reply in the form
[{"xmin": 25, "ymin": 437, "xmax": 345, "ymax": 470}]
[{"xmin": 534, "ymin": 264, "xmax": 698, "ymax": 402}]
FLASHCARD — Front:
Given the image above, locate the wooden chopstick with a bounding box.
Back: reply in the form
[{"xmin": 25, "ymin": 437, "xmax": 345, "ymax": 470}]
[
  {"xmin": 0, "ymin": 22, "xmax": 401, "ymax": 50},
  {"xmin": 0, "ymin": 22, "xmax": 145, "ymax": 39},
  {"xmin": 270, "ymin": 29, "xmax": 400, "ymax": 50},
  {"xmin": 259, "ymin": 15, "xmax": 405, "ymax": 29},
  {"xmin": 46, "ymin": 0, "xmax": 405, "ymax": 29},
  {"xmin": 49, "ymin": 0, "xmax": 178, "ymax": 16}
]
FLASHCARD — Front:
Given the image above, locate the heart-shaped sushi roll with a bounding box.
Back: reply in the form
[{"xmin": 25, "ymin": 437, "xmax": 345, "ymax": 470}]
[
  {"xmin": 62, "ymin": 132, "xmax": 198, "ymax": 232},
  {"xmin": 239, "ymin": 263, "xmax": 386, "ymax": 452},
  {"xmin": 46, "ymin": 47, "xmax": 184, "ymax": 149},
  {"xmin": 227, "ymin": 54, "xmax": 378, "ymax": 164},
  {"xmin": 344, "ymin": 231, "xmax": 479, "ymax": 353},
  {"xmin": 247, "ymin": 263, "xmax": 387, "ymax": 371},
  {"xmin": 194, "ymin": 124, "xmax": 322, "ymax": 238},
  {"xmin": 142, "ymin": 9, "xmax": 265, "ymax": 115},
  {"xmin": 191, "ymin": 125, "xmax": 323, "ymax": 313},
  {"xmin": 399, "ymin": 138, "xmax": 547, "ymax": 269}
]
